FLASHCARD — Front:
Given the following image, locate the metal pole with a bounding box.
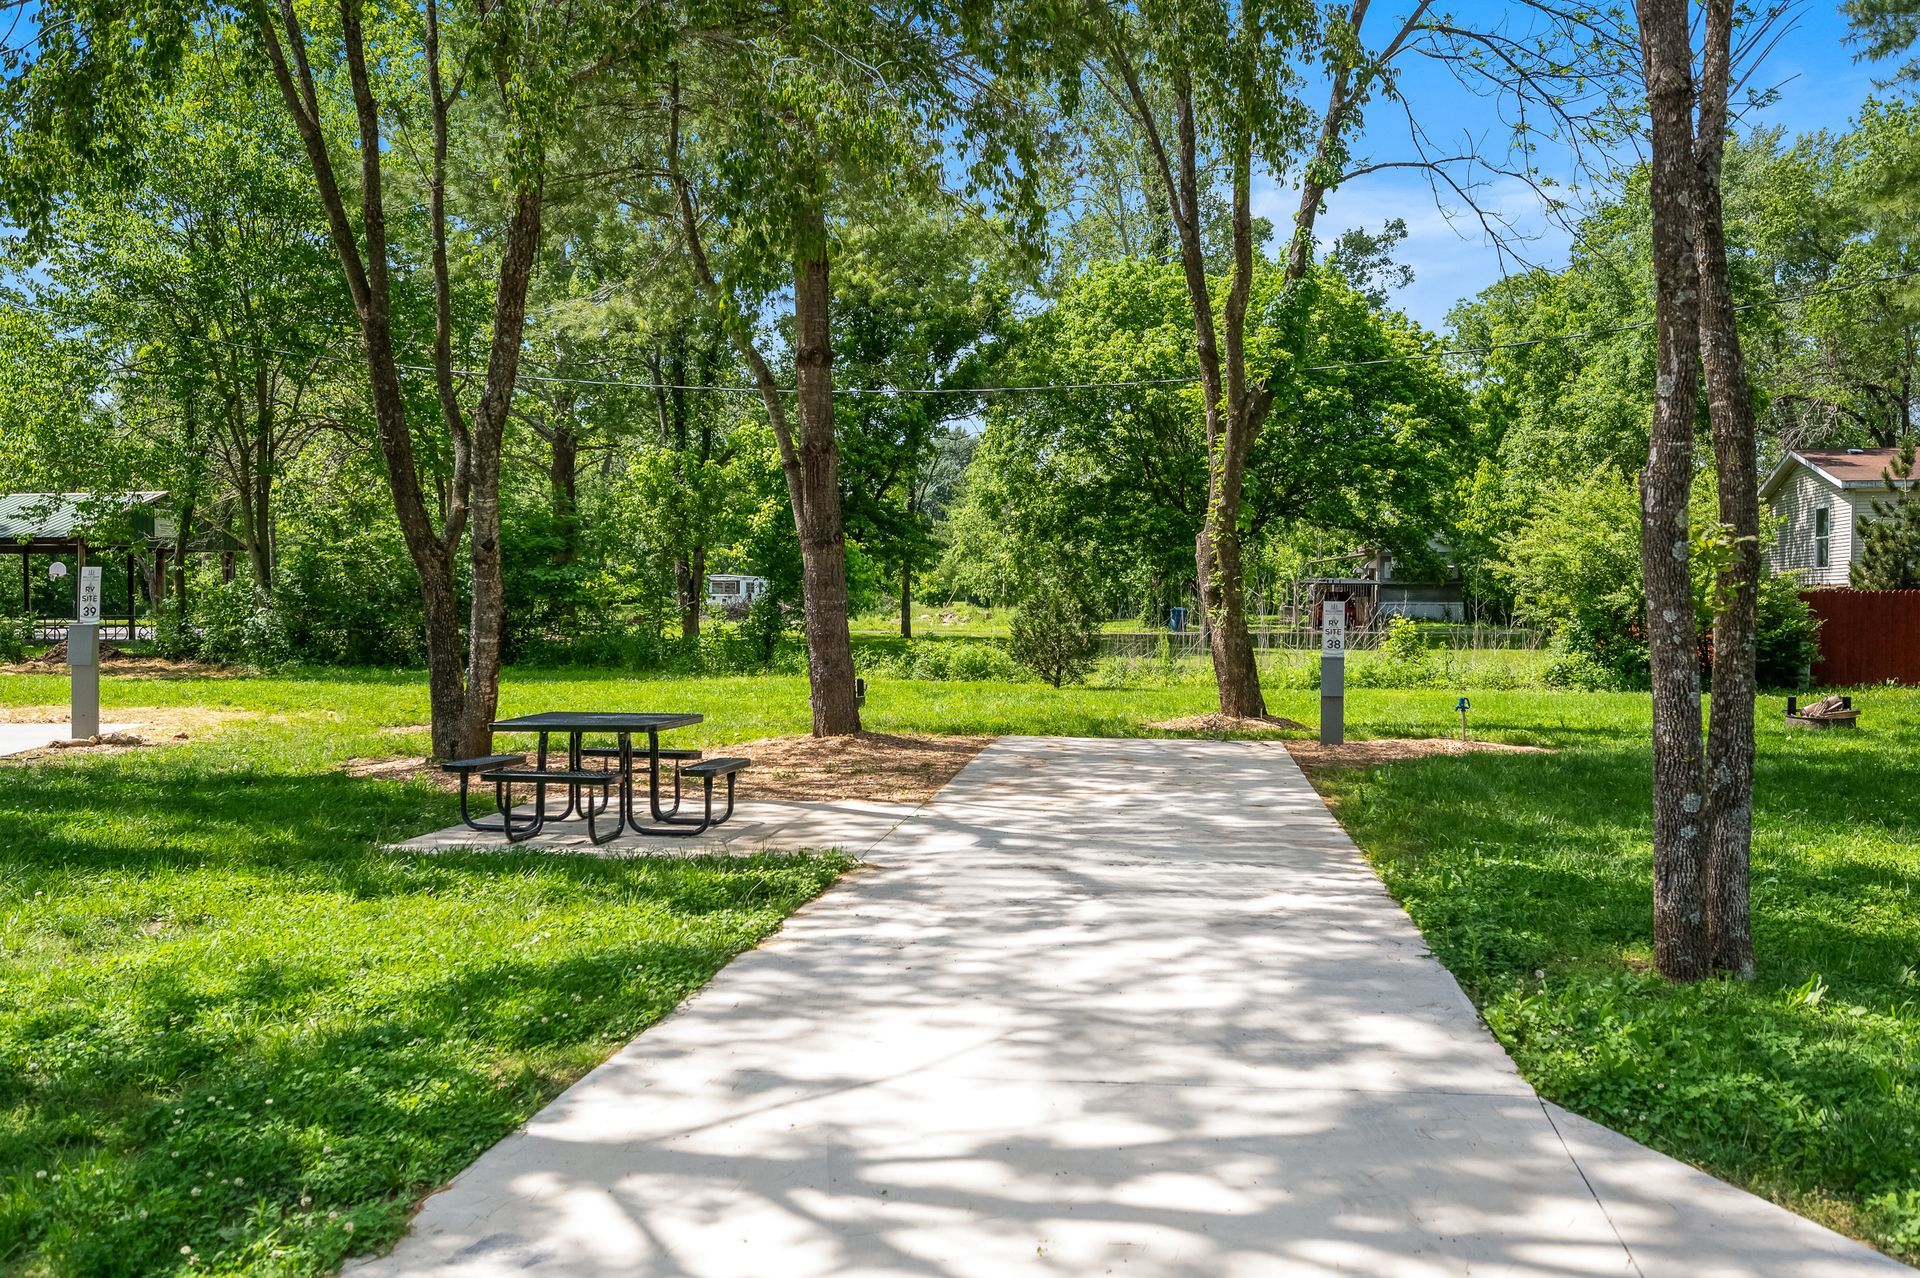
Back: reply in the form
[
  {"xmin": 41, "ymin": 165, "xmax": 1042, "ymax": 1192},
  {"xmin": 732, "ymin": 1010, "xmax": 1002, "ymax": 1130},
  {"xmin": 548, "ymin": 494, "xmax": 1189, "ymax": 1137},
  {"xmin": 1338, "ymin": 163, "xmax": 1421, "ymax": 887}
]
[
  {"xmin": 1320, "ymin": 605, "xmax": 1346, "ymax": 746},
  {"xmin": 71, "ymin": 565, "xmax": 102, "ymax": 739},
  {"xmin": 70, "ymin": 622, "xmax": 99, "ymax": 739}
]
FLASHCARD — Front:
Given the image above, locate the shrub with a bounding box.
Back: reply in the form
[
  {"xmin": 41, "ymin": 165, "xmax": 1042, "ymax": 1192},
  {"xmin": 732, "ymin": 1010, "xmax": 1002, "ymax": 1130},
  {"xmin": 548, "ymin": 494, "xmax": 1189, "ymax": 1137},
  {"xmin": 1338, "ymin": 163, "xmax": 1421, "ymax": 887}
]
[
  {"xmin": 737, "ymin": 596, "xmax": 790, "ymax": 669},
  {"xmin": 274, "ymin": 512, "xmax": 425, "ymax": 666},
  {"xmin": 193, "ymin": 580, "xmax": 292, "ymax": 671},
  {"xmin": 1754, "ymin": 574, "xmax": 1820, "ymax": 690},
  {"xmin": 1501, "ymin": 472, "xmax": 1651, "ymax": 686},
  {"xmin": 1542, "ymin": 628, "xmax": 1643, "ymax": 690},
  {"xmin": 1377, "ymin": 615, "xmax": 1434, "ymax": 685},
  {"xmin": 860, "ymin": 640, "xmax": 1023, "ymax": 682},
  {"xmin": 1009, "ymin": 578, "xmax": 1101, "ymax": 687},
  {"xmin": 0, "ymin": 615, "xmax": 31, "ymax": 663},
  {"xmin": 152, "ymin": 599, "xmax": 197, "ymax": 661}
]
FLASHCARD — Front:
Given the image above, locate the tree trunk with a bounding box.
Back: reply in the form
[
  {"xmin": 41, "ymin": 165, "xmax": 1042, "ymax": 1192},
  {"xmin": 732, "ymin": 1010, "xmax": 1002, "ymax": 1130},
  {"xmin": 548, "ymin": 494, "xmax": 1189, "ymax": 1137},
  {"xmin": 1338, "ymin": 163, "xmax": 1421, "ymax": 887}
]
[
  {"xmin": 170, "ymin": 502, "xmax": 193, "ymax": 614},
  {"xmin": 258, "ymin": 7, "xmax": 469, "ymax": 761},
  {"xmin": 663, "ymin": 84, "xmax": 855, "ymax": 734},
  {"xmin": 1694, "ymin": 0, "xmax": 1758, "ymax": 980},
  {"xmin": 1638, "ymin": 0, "xmax": 1712, "ymax": 982},
  {"xmin": 458, "ymin": 187, "xmax": 543, "ymax": 759},
  {"xmin": 792, "ymin": 196, "xmax": 862, "ymax": 737},
  {"xmin": 900, "ymin": 560, "xmax": 912, "ymax": 639},
  {"xmin": 1205, "ymin": 133, "xmax": 1267, "ymax": 719},
  {"xmin": 549, "ymin": 418, "xmax": 579, "ymax": 567},
  {"xmin": 662, "ymin": 340, "xmax": 703, "ymax": 642},
  {"xmin": 677, "ymin": 546, "xmax": 705, "ymax": 640},
  {"xmin": 245, "ymin": 368, "xmax": 276, "ymax": 591}
]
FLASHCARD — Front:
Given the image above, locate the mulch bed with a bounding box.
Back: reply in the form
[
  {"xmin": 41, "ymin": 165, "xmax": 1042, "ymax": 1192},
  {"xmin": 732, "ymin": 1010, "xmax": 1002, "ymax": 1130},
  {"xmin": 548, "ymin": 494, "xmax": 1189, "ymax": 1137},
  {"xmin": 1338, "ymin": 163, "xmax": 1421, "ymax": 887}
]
[
  {"xmin": 343, "ymin": 756, "xmax": 464, "ymax": 792},
  {"xmin": 344, "ymin": 731, "xmax": 990, "ymax": 805},
  {"xmin": 728, "ymin": 731, "xmax": 989, "ymax": 803},
  {"xmin": 1146, "ymin": 713, "xmax": 1308, "ymax": 736},
  {"xmin": 2, "ymin": 641, "xmax": 233, "ymax": 679}
]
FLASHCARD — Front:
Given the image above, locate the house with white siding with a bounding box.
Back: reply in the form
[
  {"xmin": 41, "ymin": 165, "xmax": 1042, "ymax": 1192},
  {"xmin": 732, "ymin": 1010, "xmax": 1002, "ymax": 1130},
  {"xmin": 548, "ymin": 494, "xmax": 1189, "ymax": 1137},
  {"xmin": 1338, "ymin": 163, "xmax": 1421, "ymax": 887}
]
[{"xmin": 1761, "ymin": 448, "xmax": 1919, "ymax": 585}]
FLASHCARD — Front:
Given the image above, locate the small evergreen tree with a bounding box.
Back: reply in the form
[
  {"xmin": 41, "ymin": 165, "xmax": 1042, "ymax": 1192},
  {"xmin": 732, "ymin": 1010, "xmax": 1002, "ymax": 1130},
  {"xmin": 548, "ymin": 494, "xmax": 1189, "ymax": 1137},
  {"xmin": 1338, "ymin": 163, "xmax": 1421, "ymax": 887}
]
[
  {"xmin": 1010, "ymin": 576, "xmax": 1102, "ymax": 688},
  {"xmin": 1852, "ymin": 445, "xmax": 1920, "ymax": 589}
]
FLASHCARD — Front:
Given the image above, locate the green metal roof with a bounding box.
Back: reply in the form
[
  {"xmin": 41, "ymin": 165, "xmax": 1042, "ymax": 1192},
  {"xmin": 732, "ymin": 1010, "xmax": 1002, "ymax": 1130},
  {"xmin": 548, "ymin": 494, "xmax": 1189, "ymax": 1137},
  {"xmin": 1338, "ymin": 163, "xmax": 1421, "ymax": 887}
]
[{"xmin": 0, "ymin": 492, "xmax": 170, "ymax": 544}]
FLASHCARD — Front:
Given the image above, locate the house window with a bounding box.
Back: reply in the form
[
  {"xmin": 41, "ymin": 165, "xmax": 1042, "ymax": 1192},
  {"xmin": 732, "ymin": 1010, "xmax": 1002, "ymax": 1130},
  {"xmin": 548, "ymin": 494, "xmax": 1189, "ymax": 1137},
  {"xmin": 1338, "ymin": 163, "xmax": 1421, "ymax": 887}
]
[{"xmin": 1814, "ymin": 506, "xmax": 1831, "ymax": 568}]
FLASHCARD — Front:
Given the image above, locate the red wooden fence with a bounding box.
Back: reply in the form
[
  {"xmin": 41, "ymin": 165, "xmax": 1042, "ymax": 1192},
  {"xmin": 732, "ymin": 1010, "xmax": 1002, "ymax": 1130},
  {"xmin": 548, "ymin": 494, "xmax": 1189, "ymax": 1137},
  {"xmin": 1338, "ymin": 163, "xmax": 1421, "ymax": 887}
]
[{"xmin": 1801, "ymin": 589, "xmax": 1920, "ymax": 685}]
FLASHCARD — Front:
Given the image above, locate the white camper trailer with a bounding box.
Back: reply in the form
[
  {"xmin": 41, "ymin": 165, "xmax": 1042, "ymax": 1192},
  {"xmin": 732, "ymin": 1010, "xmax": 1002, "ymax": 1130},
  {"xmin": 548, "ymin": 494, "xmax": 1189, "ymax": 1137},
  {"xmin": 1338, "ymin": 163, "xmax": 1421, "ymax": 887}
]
[{"xmin": 705, "ymin": 574, "xmax": 771, "ymax": 608}]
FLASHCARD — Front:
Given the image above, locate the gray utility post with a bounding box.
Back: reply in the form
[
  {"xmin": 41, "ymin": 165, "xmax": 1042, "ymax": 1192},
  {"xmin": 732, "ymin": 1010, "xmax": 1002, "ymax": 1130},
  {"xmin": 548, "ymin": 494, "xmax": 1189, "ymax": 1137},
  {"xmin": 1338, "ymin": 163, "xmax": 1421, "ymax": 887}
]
[
  {"xmin": 1319, "ymin": 604, "xmax": 1346, "ymax": 746},
  {"xmin": 71, "ymin": 565, "xmax": 102, "ymax": 740}
]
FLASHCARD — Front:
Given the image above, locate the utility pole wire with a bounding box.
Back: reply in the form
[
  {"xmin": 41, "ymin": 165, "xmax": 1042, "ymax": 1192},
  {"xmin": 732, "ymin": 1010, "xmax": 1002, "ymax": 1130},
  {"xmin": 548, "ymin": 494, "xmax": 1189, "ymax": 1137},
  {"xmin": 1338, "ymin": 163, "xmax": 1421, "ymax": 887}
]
[{"xmin": 8, "ymin": 264, "xmax": 1918, "ymax": 397}]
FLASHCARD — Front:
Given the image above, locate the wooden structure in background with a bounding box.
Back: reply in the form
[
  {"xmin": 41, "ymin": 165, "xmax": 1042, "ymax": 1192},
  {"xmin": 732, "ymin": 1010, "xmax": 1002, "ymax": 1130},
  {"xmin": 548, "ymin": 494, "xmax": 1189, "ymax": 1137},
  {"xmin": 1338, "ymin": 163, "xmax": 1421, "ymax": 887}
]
[
  {"xmin": 0, "ymin": 491, "xmax": 239, "ymax": 640},
  {"xmin": 1800, "ymin": 588, "xmax": 1920, "ymax": 686}
]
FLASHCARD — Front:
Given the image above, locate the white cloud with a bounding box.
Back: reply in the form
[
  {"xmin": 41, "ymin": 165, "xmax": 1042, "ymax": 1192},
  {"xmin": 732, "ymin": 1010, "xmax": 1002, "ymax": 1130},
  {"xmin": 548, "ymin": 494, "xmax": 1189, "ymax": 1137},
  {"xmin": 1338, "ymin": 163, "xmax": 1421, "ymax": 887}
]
[{"xmin": 1249, "ymin": 165, "xmax": 1579, "ymax": 332}]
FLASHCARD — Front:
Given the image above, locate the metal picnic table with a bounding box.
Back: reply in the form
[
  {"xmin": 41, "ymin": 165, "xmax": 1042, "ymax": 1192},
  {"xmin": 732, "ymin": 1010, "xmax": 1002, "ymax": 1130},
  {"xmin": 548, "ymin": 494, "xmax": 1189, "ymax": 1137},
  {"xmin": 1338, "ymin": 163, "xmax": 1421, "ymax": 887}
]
[{"xmin": 442, "ymin": 711, "xmax": 749, "ymax": 843}]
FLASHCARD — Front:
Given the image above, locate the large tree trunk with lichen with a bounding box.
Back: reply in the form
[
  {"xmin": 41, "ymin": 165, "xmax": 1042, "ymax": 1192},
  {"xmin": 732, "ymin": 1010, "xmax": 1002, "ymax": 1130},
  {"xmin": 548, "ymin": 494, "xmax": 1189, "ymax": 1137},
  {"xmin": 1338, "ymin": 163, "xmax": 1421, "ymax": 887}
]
[
  {"xmin": 1693, "ymin": 0, "xmax": 1758, "ymax": 980},
  {"xmin": 1637, "ymin": 0, "xmax": 1712, "ymax": 982}
]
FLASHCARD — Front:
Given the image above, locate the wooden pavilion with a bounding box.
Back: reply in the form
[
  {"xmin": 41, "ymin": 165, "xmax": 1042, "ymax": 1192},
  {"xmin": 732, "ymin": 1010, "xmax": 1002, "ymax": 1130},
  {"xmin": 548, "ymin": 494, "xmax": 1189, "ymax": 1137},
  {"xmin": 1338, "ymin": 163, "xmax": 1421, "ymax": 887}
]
[{"xmin": 0, "ymin": 491, "xmax": 238, "ymax": 639}]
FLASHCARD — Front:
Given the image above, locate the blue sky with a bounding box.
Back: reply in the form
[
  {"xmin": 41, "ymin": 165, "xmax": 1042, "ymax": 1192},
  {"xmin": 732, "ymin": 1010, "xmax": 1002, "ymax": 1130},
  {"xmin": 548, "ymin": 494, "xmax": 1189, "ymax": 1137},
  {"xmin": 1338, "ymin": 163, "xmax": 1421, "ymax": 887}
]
[{"xmin": 1270, "ymin": 2, "xmax": 1899, "ymax": 332}]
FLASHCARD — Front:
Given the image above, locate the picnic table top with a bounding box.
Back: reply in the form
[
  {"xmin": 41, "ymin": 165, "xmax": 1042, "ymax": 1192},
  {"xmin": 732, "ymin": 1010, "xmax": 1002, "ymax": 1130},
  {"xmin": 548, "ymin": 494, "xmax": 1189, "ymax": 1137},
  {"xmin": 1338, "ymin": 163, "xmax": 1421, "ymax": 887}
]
[{"xmin": 491, "ymin": 711, "xmax": 703, "ymax": 733}]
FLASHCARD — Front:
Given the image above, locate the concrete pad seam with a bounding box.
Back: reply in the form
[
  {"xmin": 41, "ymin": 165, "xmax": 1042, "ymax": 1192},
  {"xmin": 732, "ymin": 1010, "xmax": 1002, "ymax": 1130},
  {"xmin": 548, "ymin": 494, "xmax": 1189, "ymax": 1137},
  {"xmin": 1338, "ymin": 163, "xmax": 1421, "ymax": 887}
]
[{"xmin": 1541, "ymin": 1097, "xmax": 1649, "ymax": 1278}]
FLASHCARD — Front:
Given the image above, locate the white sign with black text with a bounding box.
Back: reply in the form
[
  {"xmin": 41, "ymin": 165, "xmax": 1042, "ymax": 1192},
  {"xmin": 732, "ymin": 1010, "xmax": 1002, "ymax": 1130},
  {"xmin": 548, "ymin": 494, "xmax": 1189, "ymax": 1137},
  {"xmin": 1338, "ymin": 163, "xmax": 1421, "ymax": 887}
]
[
  {"xmin": 77, "ymin": 566, "xmax": 103, "ymax": 625},
  {"xmin": 1321, "ymin": 608, "xmax": 1346, "ymax": 653}
]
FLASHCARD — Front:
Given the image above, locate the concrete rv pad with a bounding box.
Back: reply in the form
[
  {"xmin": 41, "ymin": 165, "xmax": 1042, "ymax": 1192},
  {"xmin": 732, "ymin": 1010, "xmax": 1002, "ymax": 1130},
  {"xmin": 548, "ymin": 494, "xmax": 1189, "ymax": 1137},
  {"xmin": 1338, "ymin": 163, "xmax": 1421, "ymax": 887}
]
[{"xmin": 359, "ymin": 736, "xmax": 1911, "ymax": 1277}]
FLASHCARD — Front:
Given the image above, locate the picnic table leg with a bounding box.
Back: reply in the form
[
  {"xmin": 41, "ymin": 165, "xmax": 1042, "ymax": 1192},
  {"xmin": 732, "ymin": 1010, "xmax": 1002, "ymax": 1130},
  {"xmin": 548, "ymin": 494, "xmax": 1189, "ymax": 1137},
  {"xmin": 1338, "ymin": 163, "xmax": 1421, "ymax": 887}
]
[
  {"xmin": 583, "ymin": 730, "xmax": 626, "ymax": 845},
  {"xmin": 645, "ymin": 734, "xmax": 735, "ymax": 830},
  {"xmin": 531, "ymin": 731, "xmax": 554, "ymax": 833},
  {"xmin": 458, "ymin": 775, "xmax": 524, "ymax": 835},
  {"xmin": 648, "ymin": 730, "xmax": 667, "ymax": 821},
  {"xmin": 622, "ymin": 733, "xmax": 661, "ymax": 832},
  {"xmin": 566, "ymin": 730, "xmax": 588, "ymax": 819},
  {"xmin": 496, "ymin": 776, "xmax": 544, "ymax": 842},
  {"xmin": 642, "ymin": 732, "xmax": 692, "ymax": 822},
  {"xmin": 539, "ymin": 730, "xmax": 582, "ymax": 822},
  {"xmin": 642, "ymin": 732, "xmax": 688, "ymax": 821},
  {"xmin": 620, "ymin": 731, "xmax": 697, "ymax": 836}
]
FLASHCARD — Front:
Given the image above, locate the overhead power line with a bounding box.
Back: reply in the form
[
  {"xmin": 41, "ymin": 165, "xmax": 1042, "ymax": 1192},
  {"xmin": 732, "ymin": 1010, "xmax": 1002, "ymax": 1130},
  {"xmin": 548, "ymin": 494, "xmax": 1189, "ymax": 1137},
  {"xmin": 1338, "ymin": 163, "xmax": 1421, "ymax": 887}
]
[{"xmin": 8, "ymin": 265, "xmax": 1918, "ymax": 398}]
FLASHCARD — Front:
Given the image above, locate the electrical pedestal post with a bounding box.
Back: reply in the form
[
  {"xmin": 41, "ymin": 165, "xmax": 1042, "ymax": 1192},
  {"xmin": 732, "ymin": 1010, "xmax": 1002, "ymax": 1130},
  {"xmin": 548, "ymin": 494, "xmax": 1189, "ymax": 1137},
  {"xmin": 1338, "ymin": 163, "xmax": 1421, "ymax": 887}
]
[
  {"xmin": 1319, "ymin": 603, "xmax": 1345, "ymax": 746},
  {"xmin": 71, "ymin": 565, "xmax": 102, "ymax": 740}
]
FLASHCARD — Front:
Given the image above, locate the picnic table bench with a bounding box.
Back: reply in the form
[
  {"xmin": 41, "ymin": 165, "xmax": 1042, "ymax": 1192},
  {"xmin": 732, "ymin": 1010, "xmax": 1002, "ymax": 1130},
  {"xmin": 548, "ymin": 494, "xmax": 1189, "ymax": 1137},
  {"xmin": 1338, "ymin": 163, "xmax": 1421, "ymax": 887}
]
[{"xmin": 442, "ymin": 711, "xmax": 750, "ymax": 844}]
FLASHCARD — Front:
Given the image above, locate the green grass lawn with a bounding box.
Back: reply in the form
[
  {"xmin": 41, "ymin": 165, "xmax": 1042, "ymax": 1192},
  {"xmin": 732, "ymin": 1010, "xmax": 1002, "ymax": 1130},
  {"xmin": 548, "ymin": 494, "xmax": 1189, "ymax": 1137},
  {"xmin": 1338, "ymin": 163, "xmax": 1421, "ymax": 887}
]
[
  {"xmin": 1310, "ymin": 693, "xmax": 1920, "ymax": 1261},
  {"xmin": 3, "ymin": 664, "xmax": 1916, "ymax": 1269},
  {"xmin": 0, "ymin": 677, "xmax": 857, "ymax": 1277}
]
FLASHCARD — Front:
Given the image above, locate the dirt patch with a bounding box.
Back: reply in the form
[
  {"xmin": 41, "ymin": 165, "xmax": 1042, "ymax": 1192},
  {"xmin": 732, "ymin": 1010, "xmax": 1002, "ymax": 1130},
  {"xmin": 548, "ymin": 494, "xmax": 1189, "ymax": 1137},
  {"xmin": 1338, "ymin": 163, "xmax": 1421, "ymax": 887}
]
[
  {"xmin": 2, "ymin": 641, "xmax": 234, "ymax": 679},
  {"xmin": 728, "ymin": 732, "xmax": 989, "ymax": 803},
  {"xmin": 1147, "ymin": 713, "xmax": 1308, "ymax": 736},
  {"xmin": 51, "ymin": 731, "xmax": 145, "ymax": 748},
  {"xmin": 0, "ymin": 706, "xmax": 252, "ymax": 762},
  {"xmin": 1285, "ymin": 736, "xmax": 1551, "ymax": 777},
  {"xmin": 0, "ymin": 705, "xmax": 69, "ymax": 724}
]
